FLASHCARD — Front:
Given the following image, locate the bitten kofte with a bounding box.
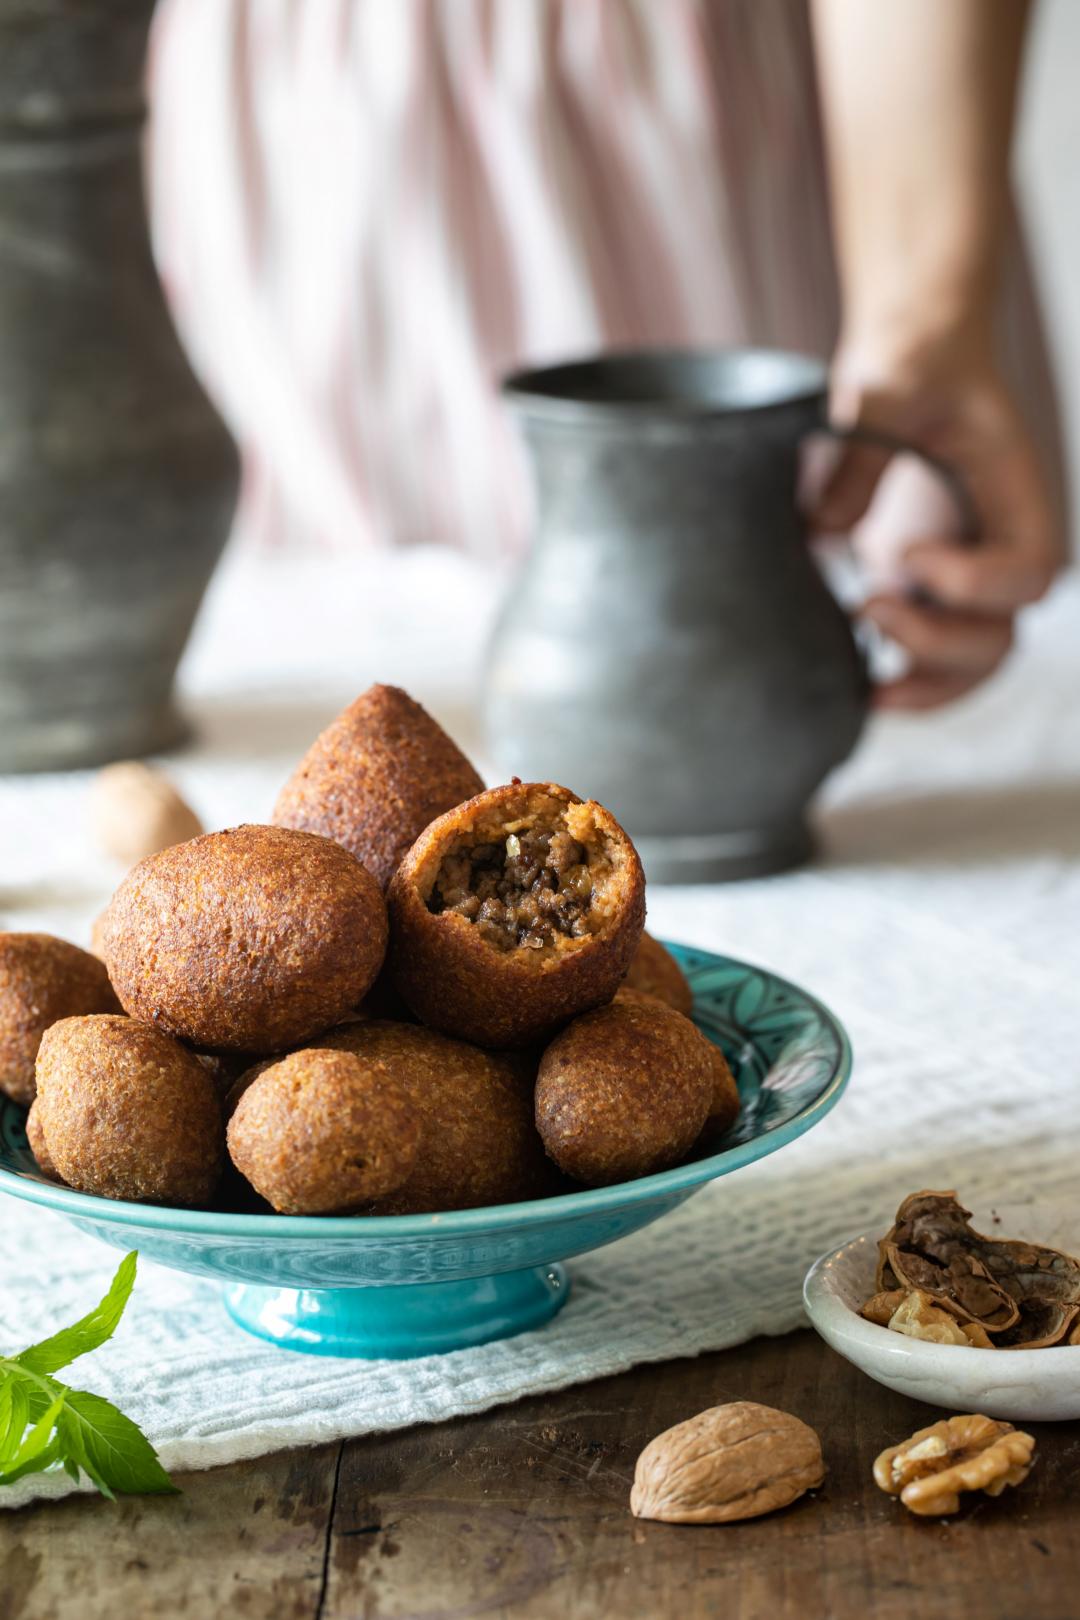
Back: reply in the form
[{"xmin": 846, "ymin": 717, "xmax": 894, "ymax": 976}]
[
  {"xmin": 535, "ymin": 993, "xmax": 735, "ymax": 1186},
  {"xmin": 101, "ymin": 824, "xmax": 387, "ymax": 1052},
  {"xmin": 316, "ymin": 1021, "xmax": 553, "ymax": 1212},
  {"xmin": 622, "ymin": 931, "xmax": 693, "ymax": 1015},
  {"xmin": 0, "ymin": 932, "xmax": 120, "ymax": 1104},
  {"xmin": 387, "ymin": 782, "xmax": 645, "ymax": 1048},
  {"xmin": 227, "ymin": 1048, "xmax": 420, "ymax": 1214},
  {"xmin": 273, "ymin": 684, "xmax": 484, "ymax": 891},
  {"xmin": 35, "ymin": 1015, "xmax": 222, "ymax": 1206}
]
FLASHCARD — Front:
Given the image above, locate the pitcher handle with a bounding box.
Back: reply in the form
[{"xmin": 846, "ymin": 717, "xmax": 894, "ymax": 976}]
[{"xmin": 822, "ymin": 422, "xmax": 980, "ymax": 547}]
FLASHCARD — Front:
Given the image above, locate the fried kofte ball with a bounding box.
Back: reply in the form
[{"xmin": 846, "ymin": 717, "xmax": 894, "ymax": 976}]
[
  {"xmin": 100, "ymin": 824, "xmax": 387, "ymax": 1052},
  {"xmin": 536, "ymin": 994, "xmax": 731, "ymax": 1186},
  {"xmin": 615, "ymin": 988, "xmax": 740, "ymax": 1148},
  {"xmin": 698, "ymin": 1038, "xmax": 740, "ymax": 1147},
  {"xmin": 89, "ymin": 909, "xmax": 108, "ymax": 962},
  {"xmin": 387, "ymin": 782, "xmax": 645, "ymax": 1049},
  {"xmin": 35, "ymin": 1015, "xmax": 222, "ymax": 1206},
  {"xmin": 316, "ymin": 1021, "xmax": 553, "ymax": 1212},
  {"xmin": 227, "ymin": 1048, "xmax": 421, "ymax": 1214},
  {"xmin": 273, "ymin": 684, "xmax": 485, "ymax": 892},
  {"xmin": 0, "ymin": 932, "xmax": 120, "ymax": 1104},
  {"xmin": 623, "ymin": 931, "xmax": 693, "ymax": 1015},
  {"xmin": 25, "ymin": 1098, "xmax": 61, "ymax": 1180}
]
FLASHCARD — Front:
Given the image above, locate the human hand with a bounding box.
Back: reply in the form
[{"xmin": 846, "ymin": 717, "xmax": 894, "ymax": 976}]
[{"xmin": 814, "ymin": 339, "xmax": 1063, "ymax": 710}]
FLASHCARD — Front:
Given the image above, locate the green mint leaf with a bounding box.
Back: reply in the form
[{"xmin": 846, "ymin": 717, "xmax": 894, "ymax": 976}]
[
  {"xmin": 0, "ymin": 1393, "xmax": 66, "ymax": 1485},
  {"xmin": 56, "ymin": 1404, "xmax": 114, "ymax": 1501},
  {"xmin": 0, "ymin": 1436, "xmax": 64, "ymax": 1488},
  {"xmin": 0, "ymin": 1378, "xmax": 28, "ymax": 1467},
  {"xmin": 57, "ymin": 1390, "xmax": 176, "ymax": 1497},
  {"xmin": 0, "ymin": 1251, "xmax": 176, "ymax": 1501},
  {"xmin": 15, "ymin": 1253, "xmax": 138, "ymax": 1377}
]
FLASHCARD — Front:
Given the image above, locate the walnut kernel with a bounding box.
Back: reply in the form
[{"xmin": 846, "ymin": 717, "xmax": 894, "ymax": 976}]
[
  {"xmin": 887, "ymin": 1290, "xmax": 971, "ymax": 1346},
  {"xmin": 860, "ymin": 1289, "xmax": 908, "ymax": 1327},
  {"xmin": 873, "ymin": 1414, "xmax": 1034, "ymax": 1516}
]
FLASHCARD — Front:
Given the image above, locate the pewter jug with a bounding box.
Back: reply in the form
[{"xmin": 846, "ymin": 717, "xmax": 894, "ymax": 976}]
[
  {"xmin": 483, "ymin": 349, "xmax": 867, "ymax": 882},
  {"xmin": 0, "ymin": 1, "xmax": 238, "ymax": 771}
]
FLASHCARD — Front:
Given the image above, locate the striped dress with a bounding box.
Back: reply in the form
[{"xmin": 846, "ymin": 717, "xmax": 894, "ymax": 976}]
[{"xmin": 148, "ymin": 0, "xmax": 1062, "ymax": 559}]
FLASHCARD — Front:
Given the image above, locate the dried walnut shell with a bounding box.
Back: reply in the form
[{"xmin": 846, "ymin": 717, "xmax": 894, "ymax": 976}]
[
  {"xmin": 631, "ymin": 1401, "xmax": 825, "ymax": 1524},
  {"xmin": 876, "ymin": 1190, "xmax": 1080, "ymax": 1347},
  {"xmin": 874, "ymin": 1414, "xmax": 1034, "ymax": 1517}
]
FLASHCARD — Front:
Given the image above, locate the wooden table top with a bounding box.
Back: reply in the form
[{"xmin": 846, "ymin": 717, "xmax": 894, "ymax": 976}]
[{"xmin": 3, "ymin": 1327, "xmax": 1075, "ymax": 1620}]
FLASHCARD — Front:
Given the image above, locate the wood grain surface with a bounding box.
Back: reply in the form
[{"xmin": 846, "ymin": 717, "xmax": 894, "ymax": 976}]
[{"xmin": 2, "ymin": 1329, "xmax": 1077, "ymax": 1620}]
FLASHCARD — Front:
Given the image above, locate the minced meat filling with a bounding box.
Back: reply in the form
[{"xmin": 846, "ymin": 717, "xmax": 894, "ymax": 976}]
[{"xmin": 428, "ymin": 828, "xmax": 595, "ymax": 952}]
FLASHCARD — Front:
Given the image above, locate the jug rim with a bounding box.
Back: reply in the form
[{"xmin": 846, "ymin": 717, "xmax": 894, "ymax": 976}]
[{"xmin": 502, "ymin": 346, "xmax": 827, "ymax": 425}]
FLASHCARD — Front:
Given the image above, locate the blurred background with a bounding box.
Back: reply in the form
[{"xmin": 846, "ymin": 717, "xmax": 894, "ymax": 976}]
[
  {"xmin": 1013, "ymin": 0, "xmax": 1080, "ymax": 521},
  {"xmin": 153, "ymin": 0, "xmax": 1080, "ymax": 563},
  {"xmin": 1, "ymin": 0, "xmax": 1078, "ymax": 935}
]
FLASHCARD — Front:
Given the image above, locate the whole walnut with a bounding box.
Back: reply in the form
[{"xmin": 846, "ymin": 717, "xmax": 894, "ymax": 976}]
[
  {"xmin": 631, "ymin": 1401, "xmax": 825, "ymax": 1523},
  {"xmin": 91, "ymin": 761, "xmax": 204, "ymax": 865}
]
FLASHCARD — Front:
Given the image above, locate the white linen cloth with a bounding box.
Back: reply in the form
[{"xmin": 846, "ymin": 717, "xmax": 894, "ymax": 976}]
[{"xmin": 1, "ymin": 545, "xmax": 1078, "ymax": 1510}]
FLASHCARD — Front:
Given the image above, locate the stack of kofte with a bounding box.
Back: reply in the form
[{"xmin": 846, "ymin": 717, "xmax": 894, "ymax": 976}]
[{"xmin": 8, "ymin": 686, "xmax": 740, "ymax": 1214}]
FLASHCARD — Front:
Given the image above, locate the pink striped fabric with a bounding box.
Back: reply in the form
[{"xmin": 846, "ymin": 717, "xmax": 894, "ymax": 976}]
[{"xmin": 147, "ymin": 0, "xmax": 1056, "ymax": 559}]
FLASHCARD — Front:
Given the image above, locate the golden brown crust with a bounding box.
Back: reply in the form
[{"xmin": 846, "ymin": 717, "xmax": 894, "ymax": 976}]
[
  {"xmin": 273, "ymin": 684, "xmax": 484, "ymax": 891},
  {"xmin": 101, "ymin": 824, "xmax": 388, "ymax": 1052},
  {"xmin": 35, "ymin": 1015, "xmax": 222, "ymax": 1206},
  {"xmin": 387, "ymin": 782, "xmax": 645, "ymax": 1048},
  {"xmin": 614, "ymin": 987, "xmax": 740, "ymax": 1147},
  {"xmin": 623, "ymin": 932, "xmax": 693, "ymax": 1015},
  {"xmin": 89, "ymin": 910, "xmax": 108, "ymax": 962},
  {"xmin": 0, "ymin": 932, "xmax": 120, "ymax": 1105},
  {"xmin": 318, "ymin": 1021, "xmax": 552, "ymax": 1212},
  {"xmin": 227, "ymin": 1048, "xmax": 421, "ymax": 1214},
  {"xmin": 25, "ymin": 1098, "xmax": 62, "ymax": 1180},
  {"xmin": 700, "ymin": 1039, "xmax": 741, "ymax": 1145},
  {"xmin": 536, "ymin": 995, "xmax": 715, "ymax": 1186}
]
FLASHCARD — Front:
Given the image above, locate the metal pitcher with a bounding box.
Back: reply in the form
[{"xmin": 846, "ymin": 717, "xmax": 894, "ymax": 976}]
[
  {"xmin": 0, "ymin": 1, "xmax": 238, "ymax": 772},
  {"xmin": 483, "ymin": 348, "xmax": 869, "ymax": 882}
]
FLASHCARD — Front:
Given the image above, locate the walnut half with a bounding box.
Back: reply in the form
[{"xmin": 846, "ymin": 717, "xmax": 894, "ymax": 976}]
[
  {"xmin": 873, "ymin": 1414, "xmax": 1035, "ymax": 1516},
  {"xmin": 630, "ymin": 1401, "xmax": 825, "ymax": 1523}
]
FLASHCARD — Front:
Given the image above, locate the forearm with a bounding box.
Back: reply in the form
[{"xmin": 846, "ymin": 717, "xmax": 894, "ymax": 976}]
[{"xmin": 811, "ymin": 0, "xmax": 1031, "ymax": 368}]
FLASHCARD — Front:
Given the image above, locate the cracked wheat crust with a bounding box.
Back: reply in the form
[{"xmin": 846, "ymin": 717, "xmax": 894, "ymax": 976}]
[
  {"xmin": 35, "ymin": 1015, "xmax": 222, "ymax": 1207},
  {"xmin": 25, "ymin": 1097, "xmax": 62, "ymax": 1181},
  {"xmin": 614, "ymin": 987, "xmax": 740, "ymax": 1147},
  {"xmin": 273, "ymin": 684, "xmax": 485, "ymax": 892},
  {"xmin": 387, "ymin": 782, "xmax": 645, "ymax": 1049},
  {"xmin": 0, "ymin": 932, "xmax": 120, "ymax": 1105},
  {"xmin": 622, "ymin": 931, "xmax": 693, "ymax": 1015},
  {"xmin": 316, "ymin": 1020, "xmax": 556, "ymax": 1212},
  {"xmin": 536, "ymin": 992, "xmax": 715, "ymax": 1186},
  {"xmin": 227, "ymin": 1048, "xmax": 421, "ymax": 1214},
  {"xmin": 101, "ymin": 824, "xmax": 388, "ymax": 1053}
]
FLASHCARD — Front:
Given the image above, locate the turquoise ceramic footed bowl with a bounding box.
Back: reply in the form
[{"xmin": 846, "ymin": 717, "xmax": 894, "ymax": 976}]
[{"xmin": 0, "ymin": 946, "xmax": 850, "ymax": 1359}]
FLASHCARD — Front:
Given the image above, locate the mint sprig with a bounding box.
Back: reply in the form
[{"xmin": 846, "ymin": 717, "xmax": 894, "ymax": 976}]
[{"xmin": 0, "ymin": 1252, "xmax": 176, "ymax": 1498}]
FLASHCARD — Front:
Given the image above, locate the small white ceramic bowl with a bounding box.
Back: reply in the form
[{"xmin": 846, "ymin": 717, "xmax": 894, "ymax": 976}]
[{"xmin": 804, "ymin": 1201, "xmax": 1080, "ymax": 1422}]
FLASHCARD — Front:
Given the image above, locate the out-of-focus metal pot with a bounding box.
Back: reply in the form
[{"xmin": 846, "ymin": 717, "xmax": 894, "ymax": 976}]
[
  {"xmin": 483, "ymin": 349, "xmax": 869, "ymax": 882},
  {"xmin": 0, "ymin": 1, "xmax": 238, "ymax": 771}
]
